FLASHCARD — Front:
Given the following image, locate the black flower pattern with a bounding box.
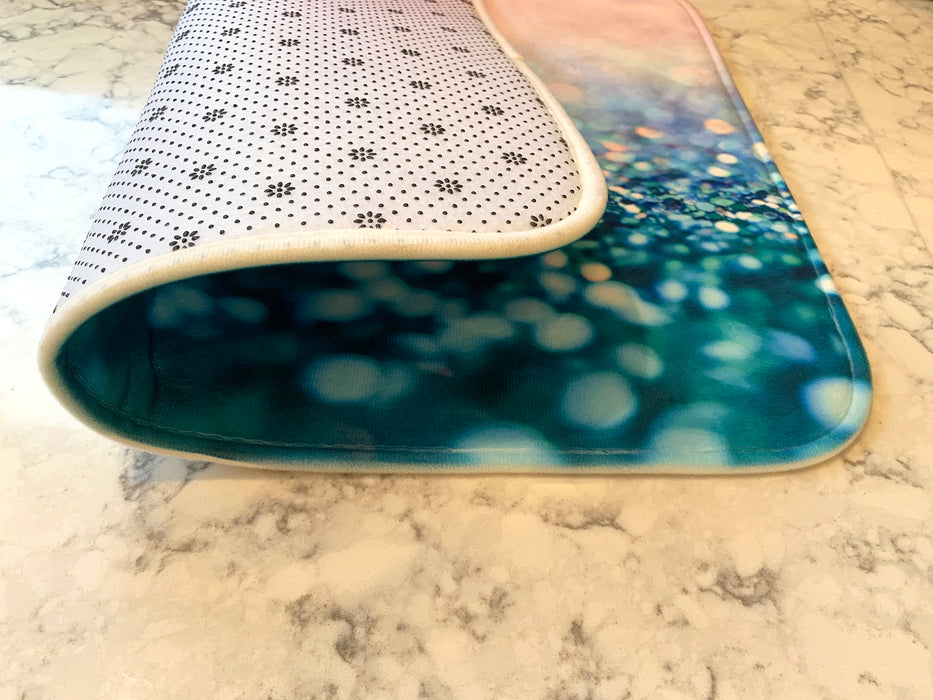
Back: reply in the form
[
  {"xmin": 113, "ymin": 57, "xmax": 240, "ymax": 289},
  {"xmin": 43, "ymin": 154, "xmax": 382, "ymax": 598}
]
[
  {"xmin": 265, "ymin": 181, "xmax": 295, "ymax": 198},
  {"xmin": 170, "ymin": 231, "xmax": 200, "ymax": 251},
  {"xmin": 189, "ymin": 163, "xmax": 216, "ymax": 180},
  {"xmin": 184, "ymin": 2, "xmax": 200, "ymax": 14},
  {"xmin": 434, "ymin": 178, "xmax": 463, "ymax": 194},
  {"xmin": 57, "ymin": 0, "xmax": 591, "ymax": 306},
  {"xmin": 348, "ymin": 147, "xmax": 377, "ymax": 161},
  {"xmin": 354, "ymin": 210, "xmax": 387, "ymax": 228},
  {"xmin": 108, "ymin": 222, "xmax": 131, "ymax": 243},
  {"xmin": 130, "ymin": 158, "xmax": 152, "ymax": 176}
]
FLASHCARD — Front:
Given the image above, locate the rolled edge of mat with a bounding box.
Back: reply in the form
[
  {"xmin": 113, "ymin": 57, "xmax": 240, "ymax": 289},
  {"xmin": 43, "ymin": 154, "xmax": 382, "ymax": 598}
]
[{"xmin": 38, "ymin": 0, "xmax": 607, "ymax": 449}]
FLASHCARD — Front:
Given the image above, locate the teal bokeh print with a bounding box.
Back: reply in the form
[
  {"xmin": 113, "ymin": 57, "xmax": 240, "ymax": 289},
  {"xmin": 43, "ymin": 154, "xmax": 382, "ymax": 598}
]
[{"xmin": 55, "ymin": 0, "xmax": 871, "ymax": 469}]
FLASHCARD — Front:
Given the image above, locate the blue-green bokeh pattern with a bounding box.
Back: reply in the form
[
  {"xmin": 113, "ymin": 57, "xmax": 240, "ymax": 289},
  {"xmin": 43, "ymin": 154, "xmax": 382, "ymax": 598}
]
[{"xmin": 61, "ymin": 21, "xmax": 871, "ymax": 470}]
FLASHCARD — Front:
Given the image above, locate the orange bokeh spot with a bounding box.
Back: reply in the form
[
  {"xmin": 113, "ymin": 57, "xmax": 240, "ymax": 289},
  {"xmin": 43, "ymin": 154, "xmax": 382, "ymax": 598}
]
[
  {"xmin": 635, "ymin": 126, "xmax": 663, "ymax": 139},
  {"xmin": 704, "ymin": 118, "xmax": 736, "ymax": 135},
  {"xmin": 580, "ymin": 263, "xmax": 613, "ymax": 282}
]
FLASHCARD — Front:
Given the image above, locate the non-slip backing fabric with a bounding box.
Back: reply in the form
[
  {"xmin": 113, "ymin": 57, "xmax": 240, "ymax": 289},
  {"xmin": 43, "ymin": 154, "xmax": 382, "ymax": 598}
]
[
  {"xmin": 40, "ymin": 0, "xmax": 871, "ymax": 472},
  {"xmin": 52, "ymin": 0, "xmax": 605, "ymax": 310}
]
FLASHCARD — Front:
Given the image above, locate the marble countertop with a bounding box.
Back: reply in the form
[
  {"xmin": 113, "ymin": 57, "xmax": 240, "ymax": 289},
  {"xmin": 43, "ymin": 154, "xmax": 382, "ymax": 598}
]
[{"xmin": 2, "ymin": 0, "xmax": 932, "ymax": 697}]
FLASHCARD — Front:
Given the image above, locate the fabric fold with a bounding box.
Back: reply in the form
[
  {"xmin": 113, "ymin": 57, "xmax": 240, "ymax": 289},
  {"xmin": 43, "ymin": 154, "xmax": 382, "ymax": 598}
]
[{"xmin": 38, "ymin": 0, "xmax": 870, "ymax": 472}]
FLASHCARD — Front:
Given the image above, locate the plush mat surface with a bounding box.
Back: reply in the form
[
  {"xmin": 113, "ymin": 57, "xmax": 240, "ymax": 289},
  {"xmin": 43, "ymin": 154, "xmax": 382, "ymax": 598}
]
[{"xmin": 39, "ymin": 0, "xmax": 871, "ymax": 472}]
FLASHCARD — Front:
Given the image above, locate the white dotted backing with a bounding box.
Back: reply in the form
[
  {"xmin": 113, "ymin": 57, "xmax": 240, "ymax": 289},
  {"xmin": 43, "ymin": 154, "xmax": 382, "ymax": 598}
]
[{"xmin": 57, "ymin": 0, "xmax": 587, "ymax": 309}]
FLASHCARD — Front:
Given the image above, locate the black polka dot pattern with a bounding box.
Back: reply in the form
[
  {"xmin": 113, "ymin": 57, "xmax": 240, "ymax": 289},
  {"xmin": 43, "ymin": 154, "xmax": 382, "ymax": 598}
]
[{"xmin": 57, "ymin": 0, "xmax": 587, "ymax": 308}]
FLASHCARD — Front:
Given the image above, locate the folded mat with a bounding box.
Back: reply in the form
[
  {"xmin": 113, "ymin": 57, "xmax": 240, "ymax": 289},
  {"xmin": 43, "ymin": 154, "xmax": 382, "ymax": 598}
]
[{"xmin": 38, "ymin": 0, "xmax": 871, "ymax": 472}]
